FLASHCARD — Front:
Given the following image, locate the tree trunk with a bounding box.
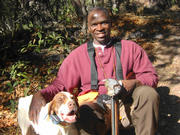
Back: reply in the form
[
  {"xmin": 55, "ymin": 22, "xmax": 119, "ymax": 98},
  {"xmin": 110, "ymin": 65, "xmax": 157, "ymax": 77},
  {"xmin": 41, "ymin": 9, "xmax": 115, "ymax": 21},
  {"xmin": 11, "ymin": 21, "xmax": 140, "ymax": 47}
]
[{"xmin": 71, "ymin": 0, "xmax": 88, "ymax": 34}]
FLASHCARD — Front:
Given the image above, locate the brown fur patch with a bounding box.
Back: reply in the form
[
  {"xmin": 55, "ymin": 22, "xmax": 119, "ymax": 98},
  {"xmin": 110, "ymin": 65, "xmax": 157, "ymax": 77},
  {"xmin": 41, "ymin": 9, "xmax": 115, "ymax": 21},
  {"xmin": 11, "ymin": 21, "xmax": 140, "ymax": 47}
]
[{"xmin": 48, "ymin": 92, "xmax": 68, "ymax": 115}]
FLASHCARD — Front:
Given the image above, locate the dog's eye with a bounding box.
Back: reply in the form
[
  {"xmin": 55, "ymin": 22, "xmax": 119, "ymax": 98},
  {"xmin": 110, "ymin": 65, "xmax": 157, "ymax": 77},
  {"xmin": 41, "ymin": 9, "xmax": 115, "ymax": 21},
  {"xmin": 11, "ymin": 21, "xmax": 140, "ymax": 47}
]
[
  {"xmin": 57, "ymin": 94, "xmax": 68, "ymax": 104},
  {"xmin": 58, "ymin": 97, "xmax": 64, "ymax": 102}
]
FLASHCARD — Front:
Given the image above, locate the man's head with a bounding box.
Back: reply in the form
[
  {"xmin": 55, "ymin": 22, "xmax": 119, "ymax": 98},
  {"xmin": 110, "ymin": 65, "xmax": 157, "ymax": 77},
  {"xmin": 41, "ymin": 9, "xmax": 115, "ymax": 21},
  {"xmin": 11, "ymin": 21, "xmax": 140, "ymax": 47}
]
[{"xmin": 88, "ymin": 7, "xmax": 111, "ymax": 45}]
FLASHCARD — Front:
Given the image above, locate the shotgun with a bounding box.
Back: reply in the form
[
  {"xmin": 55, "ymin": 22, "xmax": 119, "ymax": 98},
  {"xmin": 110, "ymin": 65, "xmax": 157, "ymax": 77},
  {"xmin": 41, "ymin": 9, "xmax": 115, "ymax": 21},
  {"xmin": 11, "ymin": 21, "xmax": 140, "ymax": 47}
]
[
  {"xmin": 111, "ymin": 96, "xmax": 119, "ymax": 135},
  {"xmin": 104, "ymin": 79, "xmax": 122, "ymax": 135}
]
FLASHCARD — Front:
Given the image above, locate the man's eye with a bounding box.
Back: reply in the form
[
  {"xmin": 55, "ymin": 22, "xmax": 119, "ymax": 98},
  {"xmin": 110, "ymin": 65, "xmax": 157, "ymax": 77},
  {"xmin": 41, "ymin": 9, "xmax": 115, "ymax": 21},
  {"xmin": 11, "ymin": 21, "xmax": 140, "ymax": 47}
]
[
  {"xmin": 102, "ymin": 22, "xmax": 109, "ymax": 25},
  {"xmin": 91, "ymin": 24, "xmax": 97, "ymax": 27}
]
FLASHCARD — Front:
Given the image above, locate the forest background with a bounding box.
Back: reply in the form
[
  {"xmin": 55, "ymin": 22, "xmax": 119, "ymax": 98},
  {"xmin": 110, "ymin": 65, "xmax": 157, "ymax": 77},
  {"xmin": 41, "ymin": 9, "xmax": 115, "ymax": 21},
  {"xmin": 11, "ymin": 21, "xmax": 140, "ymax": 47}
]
[{"xmin": 0, "ymin": 0, "xmax": 180, "ymax": 134}]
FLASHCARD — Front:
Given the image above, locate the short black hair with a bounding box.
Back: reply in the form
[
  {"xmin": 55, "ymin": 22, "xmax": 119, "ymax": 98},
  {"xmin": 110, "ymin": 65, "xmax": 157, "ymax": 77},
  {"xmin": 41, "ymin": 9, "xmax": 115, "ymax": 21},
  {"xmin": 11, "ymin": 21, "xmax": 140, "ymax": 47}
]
[{"xmin": 88, "ymin": 7, "xmax": 109, "ymax": 17}]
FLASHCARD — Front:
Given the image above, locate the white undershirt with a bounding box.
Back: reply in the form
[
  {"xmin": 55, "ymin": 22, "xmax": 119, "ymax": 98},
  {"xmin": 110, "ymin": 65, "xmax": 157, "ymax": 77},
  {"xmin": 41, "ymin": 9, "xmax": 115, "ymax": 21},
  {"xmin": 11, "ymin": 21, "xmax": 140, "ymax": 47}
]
[{"xmin": 93, "ymin": 42, "xmax": 105, "ymax": 53}]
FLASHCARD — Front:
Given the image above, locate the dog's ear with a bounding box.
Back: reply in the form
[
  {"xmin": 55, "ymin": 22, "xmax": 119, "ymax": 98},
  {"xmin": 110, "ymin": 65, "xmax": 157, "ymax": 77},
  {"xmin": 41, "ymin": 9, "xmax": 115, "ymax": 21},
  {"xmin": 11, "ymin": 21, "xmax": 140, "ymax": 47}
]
[{"xmin": 48, "ymin": 101, "xmax": 55, "ymax": 115}]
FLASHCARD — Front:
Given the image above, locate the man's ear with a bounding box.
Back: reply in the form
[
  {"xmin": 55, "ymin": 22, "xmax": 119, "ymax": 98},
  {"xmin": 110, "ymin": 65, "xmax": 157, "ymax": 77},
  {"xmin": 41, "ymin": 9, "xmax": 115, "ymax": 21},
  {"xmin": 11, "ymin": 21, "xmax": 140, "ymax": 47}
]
[
  {"xmin": 87, "ymin": 26, "xmax": 91, "ymax": 34},
  {"xmin": 87, "ymin": 28, "xmax": 92, "ymax": 38},
  {"xmin": 109, "ymin": 21, "xmax": 112, "ymax": 28}
]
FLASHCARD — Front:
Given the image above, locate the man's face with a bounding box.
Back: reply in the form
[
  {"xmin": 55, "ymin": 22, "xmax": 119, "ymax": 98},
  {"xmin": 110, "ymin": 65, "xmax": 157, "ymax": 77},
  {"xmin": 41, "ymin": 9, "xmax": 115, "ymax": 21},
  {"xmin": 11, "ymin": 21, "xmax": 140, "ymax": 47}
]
[{"xmin": 88, "ymin": 10, "xmax": 111, "ymax": 45}]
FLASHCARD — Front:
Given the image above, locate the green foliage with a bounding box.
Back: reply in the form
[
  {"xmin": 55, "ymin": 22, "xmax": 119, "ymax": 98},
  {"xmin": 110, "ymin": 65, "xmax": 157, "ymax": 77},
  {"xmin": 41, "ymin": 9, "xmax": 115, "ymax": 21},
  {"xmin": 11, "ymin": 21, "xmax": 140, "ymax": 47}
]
[
  {"xmin": 9, "ymin": 61, "xmax": 29, "ymax": 80},
  {"xmin": 9, "ymin": 99, "xmax": 16, "ymax": 113},
  {"xmin": 45, "ymin": 32, "xmax": 64, "ymax": 48},
  {"xmin": 1, "ymin": 60, "xmax": 31, "ymax": 95},
  {"xmin": 20, "ymin": 28, "xmax": 65, "ymax": 53},
  {"xmin": 112, "ymin": 7, "xmax": 119, "ymax": 15},
  {"xmin": 0, "ymin": 0, "xmax": 76, "ymax": 39},
  {"xmin": 24, "ymin": 88, "xmax": 30, "ymax": 96},
  {"xmin": 6, "ymin": 81, "xmax": 18, "ymax": 93}
]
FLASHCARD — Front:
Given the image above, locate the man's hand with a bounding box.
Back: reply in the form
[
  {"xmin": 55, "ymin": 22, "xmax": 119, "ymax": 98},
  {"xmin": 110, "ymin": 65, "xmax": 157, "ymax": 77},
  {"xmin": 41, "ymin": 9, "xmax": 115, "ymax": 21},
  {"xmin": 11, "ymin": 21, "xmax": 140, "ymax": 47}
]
[
  {"xmin": 104, "ymin": 79, "xmax": 142, "ymax": 98},
  {"xmin": 122, "ymin": 79, "xmax": 142, "ymax": 92},
  {"xmin": 29, "ymin": 91, "xmax": 46, "ymax": 124},
  {"xmin": 104, "ymin": 79, "xmax": 122, "ymax": 97}
]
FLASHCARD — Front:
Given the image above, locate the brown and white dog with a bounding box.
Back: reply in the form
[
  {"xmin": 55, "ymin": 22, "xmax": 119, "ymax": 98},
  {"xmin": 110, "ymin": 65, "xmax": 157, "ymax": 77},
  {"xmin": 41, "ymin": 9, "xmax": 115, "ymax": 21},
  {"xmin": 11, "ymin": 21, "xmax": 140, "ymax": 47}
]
[{"xmin": 18, "ymin": 91, "xmax": 79, "ymax": 135}]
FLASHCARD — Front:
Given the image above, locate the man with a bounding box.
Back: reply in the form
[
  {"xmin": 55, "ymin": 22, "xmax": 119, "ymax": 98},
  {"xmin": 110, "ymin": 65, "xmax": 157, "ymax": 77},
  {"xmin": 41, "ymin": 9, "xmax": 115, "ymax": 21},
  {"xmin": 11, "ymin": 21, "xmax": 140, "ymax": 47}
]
[{"xmin": 29, "ymin": 7, "xmax": 159, "ymax": 135}]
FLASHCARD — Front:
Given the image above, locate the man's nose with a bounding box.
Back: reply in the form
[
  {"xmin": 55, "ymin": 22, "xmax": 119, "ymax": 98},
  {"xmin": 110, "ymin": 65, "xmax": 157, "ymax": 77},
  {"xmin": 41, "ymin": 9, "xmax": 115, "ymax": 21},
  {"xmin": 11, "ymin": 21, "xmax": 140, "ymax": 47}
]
[{"xmin": 97, "ymin": 24, "xmax": 103, "ymax": 31}]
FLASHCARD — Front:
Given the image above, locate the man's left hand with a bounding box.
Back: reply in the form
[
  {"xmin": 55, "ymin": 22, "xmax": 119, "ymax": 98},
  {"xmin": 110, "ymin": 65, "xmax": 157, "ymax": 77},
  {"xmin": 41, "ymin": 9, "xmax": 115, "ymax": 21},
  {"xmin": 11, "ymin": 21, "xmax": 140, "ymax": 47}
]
[
  {"xmin": 104, "ymin": 79, "xmax": 122, "ymax": 97},
  {"xmin": 104, "ymin": 79, "xmax": 142, "ymax": 98},
  {"xmin": 121, "ymin": 79, "xmax": 142, "ymax": 93}
]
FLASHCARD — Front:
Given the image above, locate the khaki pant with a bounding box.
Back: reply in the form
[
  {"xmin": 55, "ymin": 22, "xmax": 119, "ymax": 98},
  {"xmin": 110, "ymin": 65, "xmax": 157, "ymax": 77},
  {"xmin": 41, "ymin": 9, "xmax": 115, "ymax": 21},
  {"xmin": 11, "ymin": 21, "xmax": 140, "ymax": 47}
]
[{"xmin": 125, "ymin": 85, "xmax": 160, "ymax": 135}]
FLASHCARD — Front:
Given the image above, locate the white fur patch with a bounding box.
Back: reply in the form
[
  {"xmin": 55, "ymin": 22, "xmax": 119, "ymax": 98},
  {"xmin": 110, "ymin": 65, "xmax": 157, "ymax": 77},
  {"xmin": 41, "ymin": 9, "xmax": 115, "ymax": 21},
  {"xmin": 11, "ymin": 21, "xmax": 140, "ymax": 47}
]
[{"xmin": 18, "ymin": 92, "xmax": 79, "ymax": 135}]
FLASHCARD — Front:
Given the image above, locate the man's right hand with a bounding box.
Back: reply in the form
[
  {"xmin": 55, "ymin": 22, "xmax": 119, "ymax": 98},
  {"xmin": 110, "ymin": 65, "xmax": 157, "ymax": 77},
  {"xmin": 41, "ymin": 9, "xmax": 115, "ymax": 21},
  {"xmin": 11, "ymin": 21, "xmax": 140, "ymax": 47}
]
[{"xmin": 29, "ymin": 91, "xmax": 46, "ymax": 124}]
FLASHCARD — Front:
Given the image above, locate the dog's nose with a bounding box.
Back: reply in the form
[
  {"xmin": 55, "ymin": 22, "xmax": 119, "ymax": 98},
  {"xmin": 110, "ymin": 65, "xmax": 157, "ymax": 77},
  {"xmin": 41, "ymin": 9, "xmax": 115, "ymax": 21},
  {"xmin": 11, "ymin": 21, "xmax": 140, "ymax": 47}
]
[{"xmin": 68, "ymin": 101, "xmax": 75, "ymax": 109}]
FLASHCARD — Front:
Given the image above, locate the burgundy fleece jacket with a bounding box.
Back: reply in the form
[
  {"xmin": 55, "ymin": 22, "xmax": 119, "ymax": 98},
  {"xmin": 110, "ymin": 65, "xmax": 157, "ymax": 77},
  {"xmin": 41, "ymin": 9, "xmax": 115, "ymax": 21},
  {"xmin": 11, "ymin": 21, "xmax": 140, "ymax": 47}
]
[{"xmin": 41, "ymin": 40, "xmax": 158, "ymax": 102}]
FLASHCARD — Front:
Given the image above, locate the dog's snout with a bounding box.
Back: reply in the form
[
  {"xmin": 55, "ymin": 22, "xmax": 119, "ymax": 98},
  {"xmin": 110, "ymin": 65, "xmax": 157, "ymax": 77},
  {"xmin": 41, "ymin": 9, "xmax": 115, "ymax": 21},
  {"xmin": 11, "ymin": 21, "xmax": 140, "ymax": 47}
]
[{"xmin": 68, "ymin": 101, "xmax": 76, "ymax": 109}]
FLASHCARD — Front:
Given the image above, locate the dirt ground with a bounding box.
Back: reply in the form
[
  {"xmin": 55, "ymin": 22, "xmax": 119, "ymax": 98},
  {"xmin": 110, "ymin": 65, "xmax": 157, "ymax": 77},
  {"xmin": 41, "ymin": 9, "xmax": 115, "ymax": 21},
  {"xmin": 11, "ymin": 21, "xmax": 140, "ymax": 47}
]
[
  {"xmin": 150, "ymin": 8, "xmax": 180, "ymax": 135},
  {"xmin": 0, "ymin": 6, "xmax": 180, "ymax": 135}
]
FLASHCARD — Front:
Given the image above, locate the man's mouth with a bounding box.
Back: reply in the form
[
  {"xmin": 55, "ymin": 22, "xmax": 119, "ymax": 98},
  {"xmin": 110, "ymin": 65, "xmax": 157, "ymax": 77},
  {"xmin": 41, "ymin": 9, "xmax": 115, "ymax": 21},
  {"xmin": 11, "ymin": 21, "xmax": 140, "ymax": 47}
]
[{"xmin": 96, "ymin": 32, "xmax": 106, "ymax": 38}]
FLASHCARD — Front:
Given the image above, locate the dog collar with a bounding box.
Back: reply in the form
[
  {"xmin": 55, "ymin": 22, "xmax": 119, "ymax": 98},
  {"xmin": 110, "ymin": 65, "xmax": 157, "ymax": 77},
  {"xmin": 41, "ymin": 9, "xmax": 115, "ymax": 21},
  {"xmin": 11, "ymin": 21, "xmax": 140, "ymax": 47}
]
[{"xmin": 49, "ymin": 114, "xmax": 70, "ymax": 127}]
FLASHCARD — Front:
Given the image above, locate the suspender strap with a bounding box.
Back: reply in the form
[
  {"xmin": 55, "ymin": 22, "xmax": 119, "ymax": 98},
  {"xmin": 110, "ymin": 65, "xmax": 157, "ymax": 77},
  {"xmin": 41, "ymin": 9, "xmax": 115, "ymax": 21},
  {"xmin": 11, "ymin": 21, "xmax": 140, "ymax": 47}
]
[
  {"xmin": 87, "ymin": 41, "xmax": 98, "ymax": 90},
  {"xmin": 87, "ymin": 40, "xmax": 123, "ymax": 90},
  {"xmin": 114, "ymin": 42, "xmax": 123, "ymax": 80}
]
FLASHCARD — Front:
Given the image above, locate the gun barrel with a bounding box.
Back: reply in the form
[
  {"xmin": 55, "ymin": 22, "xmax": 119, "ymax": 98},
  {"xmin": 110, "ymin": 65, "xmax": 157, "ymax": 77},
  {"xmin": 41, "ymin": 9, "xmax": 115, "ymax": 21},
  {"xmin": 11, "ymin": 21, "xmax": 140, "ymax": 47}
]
[{"xmin": 111, "ymin": 97, "xmax": 119, "ymax": 135}]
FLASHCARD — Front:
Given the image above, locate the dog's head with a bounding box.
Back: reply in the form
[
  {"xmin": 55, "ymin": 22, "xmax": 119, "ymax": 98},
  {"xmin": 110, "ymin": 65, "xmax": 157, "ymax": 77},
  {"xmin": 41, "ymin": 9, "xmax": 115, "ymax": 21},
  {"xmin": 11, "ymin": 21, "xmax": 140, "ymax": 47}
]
[{"xmin": 48, "ymin": 92, "xmax": 78, "ymax": 124}]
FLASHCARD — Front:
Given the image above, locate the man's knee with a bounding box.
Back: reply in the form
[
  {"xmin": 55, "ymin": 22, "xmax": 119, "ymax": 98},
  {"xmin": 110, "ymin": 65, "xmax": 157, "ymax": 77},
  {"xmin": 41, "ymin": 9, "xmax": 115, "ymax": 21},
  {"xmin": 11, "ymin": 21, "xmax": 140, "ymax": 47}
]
[{"xmin": 132, "ymin": 85, "xmax": 160, "ymax": 102}]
